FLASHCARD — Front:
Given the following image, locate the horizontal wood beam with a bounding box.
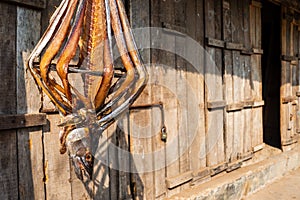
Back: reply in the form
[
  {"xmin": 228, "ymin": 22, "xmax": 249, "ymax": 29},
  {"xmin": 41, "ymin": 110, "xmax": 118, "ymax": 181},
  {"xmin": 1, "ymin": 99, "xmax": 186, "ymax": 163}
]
[
  {"xmin": 3, "ymin": 0, "xmax": 46, "ymax": 9},
  {"xmin": 225, "ymin": 42, "xmax": 244, "ymax": 51},
  {"xmin": 269, "ymin": 0, "xmax": 300, "ymax": 13},
  {"xmin": 210, "ymin": 162, "xmax": 228, "ymax": 176},
  {"xmin": 0, "ymin": 113, "xmax": 47, "ymax": 130},
  {"xmin": 166, "ymin": 171, "xmax": 193, "ymax": 189},
  {"xmin": 207, "ymin": 101, "xmax": 226, "ymax": 109},
  {"xmin": 282, "ymin": 96, "xmax": 297, "ymax": 104},
  {"xmin": 282, "ymin": 137, "xmax": 298, "ymax": 146},
  {"xmin": 226, "ymin": 103, "xmax": 244, "ymax": 112}
]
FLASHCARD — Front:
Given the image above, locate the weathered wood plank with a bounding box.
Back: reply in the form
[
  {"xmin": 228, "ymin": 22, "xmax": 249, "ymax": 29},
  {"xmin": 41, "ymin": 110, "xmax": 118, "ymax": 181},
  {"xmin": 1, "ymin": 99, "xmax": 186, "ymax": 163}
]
[
  {"xmin": 0, "ymin": 2, "xmax": 17, "ymax": 115},
  {"xmin": 3, "ymin": 0, "xmax": 45, "ymax": 9},
  {"xmin": 166, "ymin": 171, "xmax": 193, "ymax": 189},
  {"xmin": 0, "ymin": 114, "xmax": 46, "ymax": 130},
  {"xmin": 280, "ymin": 7, "xmax": 293, "ymax": 149},
  {"xmin": 158, "ymin": 0, "xmax": 181, "ymax": 197},
  {"xmin": 0, "ymin": 3, "xmax": 18, "ymax": 200},
  {"xmin": 128, "ymin": 1, "xmax": 154, "ymax": 199},
  {"xmin": 17, "ymin": 128, "xmax": 45, "ymax": 200},
  {"xmin": 206, "ymin": 37, "xmax": 225, "ymax": 48},
  {"xmin": 150, "ymin": 1, "xmax": 167, "ymax": 198},
  {"xmin": 43, "ymin": 114, "xmax": 72, "ymax": 200},
  {"xmin": 187, "ymin": 0, "xmax": 206, "ymax": 176},
  {"xmin": 223, "ymin": 0, "xmax": 235, "ymax": 163},
  {"xmin": 0, "ymin": 131, "xmax": 19, "ymax": 200},
  {"xmin": 204, "ymin": 0, "xmax": 225, "ymax": 170},
  {"xmin": 16, "ymin": 7, "xmax": 42, "ymax": 114},
  {"xmin": 269, "ymin": 0, "xmax": 300, "ymax": 13},
  {"xmin": 174, "ymin": 0, "xmax": 191, "ymax": 192},
  {"xmin": 232, "ymin": 0, "xmax": 244, "ymax": 161},
  {"xmin": 250, "ymin": 1, "xmax": 264, "ymax": 149},
  {"xmin": 92, "ymin": 126, "xmax": 111, "ymax": 200}
]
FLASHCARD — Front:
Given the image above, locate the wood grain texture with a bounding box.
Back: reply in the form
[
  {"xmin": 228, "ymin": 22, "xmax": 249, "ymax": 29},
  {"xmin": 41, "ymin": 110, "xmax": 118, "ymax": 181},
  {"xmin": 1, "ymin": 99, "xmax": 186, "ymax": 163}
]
[
  {"xmin": 250, "ymin": 1, "xmax": 264, "ymax": 149},
  {"xmin": 0, "ymin": 3, "xmax": 19, "ymax": 200},
  {"xmin": 204, "ymin": 0, "xmax": 225, "ymax": 168},
  {"xmin": 158, "ymin": 0, "xmax": 181, "ymax": 197},
  {"xmin": 0, "ymin": 131, "xmax": 18, "ymax": 200},
  {"xmin": 3, "ymin": 0, "xmax": 46, "ymax": 9},
  {"xmin": 174, "ymin": 0, "xmax": 190, "ymax": 192},
  {"xmin": 242, "ymin": 0, "xmax": 253, "ymax": 156},
  {"xmin": 151, "ymin": 1, "xmax": 167, "ymax": 198},
  {"xmin": 16, "ymin": 7, "xmax": 42, "ymax": 114},
  {"xmin": 187, "ymin": 0, "xmax": 206, "ymax": 174},
  {"xmin": 231, "ymin": 0, "xmax": 244, "ymax": 161},
  {"xmin": 43, "ymin": 114, "xmax": 72, "ymax": 200},
  {"xmin": 280, "ymin": 7, "xmax": 293, "ymax": 149},
  {"xmin": 0, "ymin": 2, "xmax": 17, "ymax": 115},
  {"xmin": 17, "ymin": 127, "xmax": 45, "ymax": 200},
  {"xmin": 223, "ymin": 0, "xmax": 235, "ymax": 162}
]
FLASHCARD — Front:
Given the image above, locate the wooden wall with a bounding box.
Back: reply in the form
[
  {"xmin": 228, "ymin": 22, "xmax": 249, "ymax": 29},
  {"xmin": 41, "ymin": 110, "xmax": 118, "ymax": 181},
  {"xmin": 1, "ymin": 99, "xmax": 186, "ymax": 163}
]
[
  {"xmin": 280, "ymin": 6, "xmax": 300, "ymax": 150},
  {"xmin": 0, "ymin": 1, "xmax": 46, "ymax": 200},
  {"xmin": 0, "ymin": 0, "xmax": 300, "ymax": 199}
]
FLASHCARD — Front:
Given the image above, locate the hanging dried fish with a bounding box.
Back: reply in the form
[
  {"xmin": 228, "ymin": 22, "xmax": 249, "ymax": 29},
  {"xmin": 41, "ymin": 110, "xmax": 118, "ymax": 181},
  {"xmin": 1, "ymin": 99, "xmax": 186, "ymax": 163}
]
[{"xmin": 26, "ymin": 0, "xmax": 148, "ymax": 180}]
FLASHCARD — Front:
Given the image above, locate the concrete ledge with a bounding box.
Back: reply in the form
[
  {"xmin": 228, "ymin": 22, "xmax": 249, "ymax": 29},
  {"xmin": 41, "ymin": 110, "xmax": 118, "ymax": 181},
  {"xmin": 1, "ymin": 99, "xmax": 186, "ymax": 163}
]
[{"xmin": 168, "ymin": 145, "xmax": 300, "ymax": 200}]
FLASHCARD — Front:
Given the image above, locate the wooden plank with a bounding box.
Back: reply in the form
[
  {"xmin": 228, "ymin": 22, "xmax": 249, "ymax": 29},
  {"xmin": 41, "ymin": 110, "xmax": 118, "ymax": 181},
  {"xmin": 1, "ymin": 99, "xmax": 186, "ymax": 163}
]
[
  {"xmin": 43, "ymin": 114, "xmax": 72, "ymax": 200},
  {"xmin": 291, "ymin": 18, "xmax": 298, "ymax": 140},
  {"xmin": 191, "ymin": 168, "xmax": 210, "ymax": 183},
  {"xmin": 253, "ymin": 143, "xmax": 265, "ymax": 152},
  {"xmin": 251, "ymin": 0, "xmax": 262, "ymax": 8},
  {"xmin": 280, "ymin": 7, "xmax": 293, "ymax": 148},
  {"xmin": 225, "ymin": 42, "xmax": 244, "ymax": 50},
  {"xmin": 92, "ymin": 126, "xmax": 111, "ymax": 200},
  {"xmin": 16, "ymin": 7, "xmax": 42, "ymax": 114},
  {"xmin": 210, "ymin": 162, "xmax": 228, "ymax": 176},
  {"xmin": 16, "ymin": 9, "xmax": 46, "ymax": 198},
  {"xmin": 187, "ymin": 0, "xmax": 207, "ymax": 182},
  {"xmin": 0, "ymin": 131, "xmax": 19, "ymax": 200},
  {"xmin": 282, "ymin": 96, "xmax": 297, "ymax": 103},
  {"xmin": 243, "ymin": 0, "xmax": 251, "ymax": 93},
  {"xmin": 250, "ymin": 2, "xmax": 264, "ymax": 149},
  {"xmin": 150, "ymin": 1, "xmax": 167, "ymax": 198},
  {"xmin": 3, "ymin": 0, "xmax": 46, "ymax": 9},
  {"xmin": 223, "ymin": 0, "xmax": 234, "ymax": 163},
  {"xmin": 0, "ymin": 114, "xmax": 47, "ymax": 130},
  {"xmin": 206, "ymin": 37, "xmax": 225, "ymax": 48},
  {"xmin": 0, "ymin": 3, "xmax": 18, "ymax": 200},
  {"xmin": 166, "ymin": 171, "xmax": 193, "ymax": 189},
  {"xmin": 226, "ymin": 160, "xmax": 242, "ymax": 172},
  {"xmin": 231, "ymin": 0, "xmax": 244, "ymax": 163},
  {"xmin": 252, "ymin": 101, "xmax": 265, "ymax": 108},
  {"xmin": 129, "ymin": 1, "xmax": 155, "ymax": 199},
  {"xmin": 269, "ymin": 0, "xmax": 300, "ymax": 14},
  {"xmin": 252, "ymin": 48, "xmax": 264, "ymax": 54},
  {"xmin": 173, "ymin": 0, "xmax": 191, "ymax": 192},
  {"xmin": 17, "ymin": 128, "xmax": 45, "ymax": 200},
  {"xmin": 159, "ymin": 0, "xmax": 181, "ymax": 197},
  {"xmin": 0, "ymin": 2, "xmax": 17, "ymax": 115},
  {"xmin": 204, "ymin": 0, "xmax": 225, "ymax": 169},
  {"xmin": 255, "ymin": 1, "xmax": 262, "ymax": 48},
  {"xmin": 207, "ymin": 101, "xmax": 226, "ymax": 109},
  {"xmin": 226, "ymin": 103, "xmax": 244, "ymax": 112},
  {"xmin": 297, "ymin": 23, "xmax": 300, "ymax": 135},
  {"xmin": 281, "ymin": 55, "xmax": 297, "ymax": 61},
  {"xmin": 251, "ymin": 55, "xmax": 264, "ymax": 148}
]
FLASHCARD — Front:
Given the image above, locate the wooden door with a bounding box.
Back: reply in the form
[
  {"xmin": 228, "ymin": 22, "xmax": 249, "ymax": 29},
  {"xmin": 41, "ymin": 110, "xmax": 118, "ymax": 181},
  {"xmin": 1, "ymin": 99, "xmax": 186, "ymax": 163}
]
[{"xmin": 280, "ymin": 7, "xmax": 299, "ymax": 151}]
